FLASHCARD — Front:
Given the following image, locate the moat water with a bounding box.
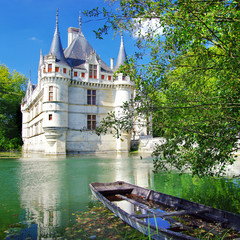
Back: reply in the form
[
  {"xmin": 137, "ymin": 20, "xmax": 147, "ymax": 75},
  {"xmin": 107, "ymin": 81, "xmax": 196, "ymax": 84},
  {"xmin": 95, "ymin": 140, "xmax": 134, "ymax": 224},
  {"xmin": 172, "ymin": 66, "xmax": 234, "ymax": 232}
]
[{"xmin": 0, "ymin": 152, "xmax": 240, "ymax": 239}]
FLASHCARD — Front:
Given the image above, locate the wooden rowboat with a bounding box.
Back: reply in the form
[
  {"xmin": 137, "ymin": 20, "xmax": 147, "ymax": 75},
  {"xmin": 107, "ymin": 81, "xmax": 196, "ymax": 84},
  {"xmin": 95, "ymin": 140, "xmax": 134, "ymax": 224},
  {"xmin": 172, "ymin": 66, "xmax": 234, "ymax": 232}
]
[{"xmin": 89, "ymin": 181, "xmax": 240, "ymax": 240}]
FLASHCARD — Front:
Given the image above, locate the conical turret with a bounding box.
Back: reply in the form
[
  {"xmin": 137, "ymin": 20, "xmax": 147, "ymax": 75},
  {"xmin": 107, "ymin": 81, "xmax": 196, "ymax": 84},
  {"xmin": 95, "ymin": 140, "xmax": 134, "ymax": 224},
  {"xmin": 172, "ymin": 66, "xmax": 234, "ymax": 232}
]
[
  {"xmin": 39, "ymin": 49, "xmax": 44, "ymax": 68},
  {"xmin": 49, "ymin": 9, "xmax": 69, "ymax": 66},
  {"xmin": 114, "ymin": 32, "xmax": 127, "ymax": 71}
]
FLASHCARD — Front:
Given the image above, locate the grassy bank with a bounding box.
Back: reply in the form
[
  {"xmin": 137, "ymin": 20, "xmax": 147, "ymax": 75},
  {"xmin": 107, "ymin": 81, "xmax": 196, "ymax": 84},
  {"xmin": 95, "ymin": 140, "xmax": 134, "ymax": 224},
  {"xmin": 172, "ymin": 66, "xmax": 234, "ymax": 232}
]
[{"xmin": 0, "ymin": 152, "xmax": 21, "ymax": 159}]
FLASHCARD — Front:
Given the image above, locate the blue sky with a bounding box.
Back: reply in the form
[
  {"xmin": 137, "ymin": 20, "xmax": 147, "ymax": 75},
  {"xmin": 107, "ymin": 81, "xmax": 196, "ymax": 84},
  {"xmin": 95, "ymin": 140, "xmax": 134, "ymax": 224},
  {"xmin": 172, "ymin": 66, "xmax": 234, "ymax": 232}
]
[{"xmin": 0, "ymin": 0, "xmax": 136, "ymax": 84}]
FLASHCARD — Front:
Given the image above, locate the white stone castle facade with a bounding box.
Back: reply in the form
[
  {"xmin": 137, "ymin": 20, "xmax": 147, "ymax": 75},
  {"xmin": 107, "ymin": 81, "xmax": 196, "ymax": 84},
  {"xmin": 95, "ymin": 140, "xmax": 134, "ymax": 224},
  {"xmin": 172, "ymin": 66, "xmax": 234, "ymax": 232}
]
[{"xmin": 21, "ymin": 12, "xmax": 150, "ymax": 154}]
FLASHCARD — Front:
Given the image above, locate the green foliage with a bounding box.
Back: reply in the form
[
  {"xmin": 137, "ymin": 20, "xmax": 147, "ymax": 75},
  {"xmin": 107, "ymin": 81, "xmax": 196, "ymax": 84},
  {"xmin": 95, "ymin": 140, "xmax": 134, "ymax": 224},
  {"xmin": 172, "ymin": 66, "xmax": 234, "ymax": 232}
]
[
  {"xmin": 0, "ymin": 65, "xmax": 27, "ymax": 151},
  {"xmin": 85, "ymin": 1, "xmax": 240, "ymax": 177}
]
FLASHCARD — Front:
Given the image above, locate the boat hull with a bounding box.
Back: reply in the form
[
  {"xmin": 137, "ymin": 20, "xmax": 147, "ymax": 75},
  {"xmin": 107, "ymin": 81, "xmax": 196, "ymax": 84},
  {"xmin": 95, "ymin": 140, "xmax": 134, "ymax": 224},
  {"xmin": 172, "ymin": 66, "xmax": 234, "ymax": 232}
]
[{"xmin": 89, "ymin": 181, "xmax": 240, "ymax": 240}]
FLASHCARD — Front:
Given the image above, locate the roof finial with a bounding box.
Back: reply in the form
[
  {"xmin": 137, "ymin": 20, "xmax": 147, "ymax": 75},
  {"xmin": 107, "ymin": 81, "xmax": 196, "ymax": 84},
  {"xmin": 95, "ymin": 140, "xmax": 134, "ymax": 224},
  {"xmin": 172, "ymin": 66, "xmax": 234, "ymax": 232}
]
[
  {"xmin": 56, "ymin": 8, "xmax": 59, "ymax": 27},
  {"xmin": 79, "ymin": 10, "xmax": 82, "ymax": 32},
  {"xmin": 120, "ymin": 26, "xmax": 124, "ymax": 44}
]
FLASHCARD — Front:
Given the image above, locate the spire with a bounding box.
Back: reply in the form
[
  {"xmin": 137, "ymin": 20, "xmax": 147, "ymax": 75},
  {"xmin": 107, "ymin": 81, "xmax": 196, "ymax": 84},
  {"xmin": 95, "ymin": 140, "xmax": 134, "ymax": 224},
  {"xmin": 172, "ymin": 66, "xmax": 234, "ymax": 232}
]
[
  {"xmin": 26, "ymin": 75, "xmax": 33, "ymax": 96},
  {"xmin": 49, "ymin": 9, "xmax": 69, "ymax": 65},
  {"xmin": 114, "ymin": 31, "xmax": 128, "ymax": 71},
  {"xmin": 79, "ymin": 11, "xmax": 82, "ymax": 33},
  {"xmin": 56, "ymin": 8, "xmax": 59, "ymax": 28}
]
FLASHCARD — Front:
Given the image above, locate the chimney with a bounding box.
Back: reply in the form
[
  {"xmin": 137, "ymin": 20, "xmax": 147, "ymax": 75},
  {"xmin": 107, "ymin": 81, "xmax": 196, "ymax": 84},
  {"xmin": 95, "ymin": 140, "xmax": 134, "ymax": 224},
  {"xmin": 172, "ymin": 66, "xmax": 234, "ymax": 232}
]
[
  {"xmin": 68, "ymin": 27, "xmax": 79, "ymax": 47},
  {"xmin": 110, "ymin": 58, "xmax": 114, "ymax": 70}
]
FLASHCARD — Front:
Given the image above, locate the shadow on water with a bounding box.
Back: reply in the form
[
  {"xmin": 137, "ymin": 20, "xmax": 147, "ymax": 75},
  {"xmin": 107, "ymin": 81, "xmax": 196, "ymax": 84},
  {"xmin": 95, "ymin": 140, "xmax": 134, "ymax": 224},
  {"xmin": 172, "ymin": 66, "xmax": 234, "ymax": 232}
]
[{"xmin": 0, "ymin": 152, "xmax": 240, "ymax": 239}]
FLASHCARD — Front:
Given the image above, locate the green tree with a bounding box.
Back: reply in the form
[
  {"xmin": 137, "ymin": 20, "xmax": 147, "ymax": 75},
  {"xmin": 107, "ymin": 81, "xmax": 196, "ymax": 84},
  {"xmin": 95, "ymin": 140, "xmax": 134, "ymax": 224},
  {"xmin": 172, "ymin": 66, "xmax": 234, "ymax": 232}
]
[
  {"xmin": 0, "ymin": 65, "xmax": 27, "ymax": 151},
  {"xmin": 86, "ymin": 0, "xmax": 240, "ymax": 176}
]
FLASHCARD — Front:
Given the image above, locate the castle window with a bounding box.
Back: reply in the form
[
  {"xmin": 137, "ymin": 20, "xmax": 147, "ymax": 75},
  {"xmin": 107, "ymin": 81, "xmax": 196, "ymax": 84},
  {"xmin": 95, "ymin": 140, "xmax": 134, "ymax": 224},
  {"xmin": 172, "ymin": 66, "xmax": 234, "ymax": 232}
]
[
  {"xmin": 89, "ymin": 64, "xmax": 97, "ymax": 79},
  {"xmin": 49, "ymin": 114, "xmax": 52, "ymax": 121},
  {"xmin": 55, "ymin": 67, "xmax": 59, "ymax": 72},
  {"xmin": 101, "ymin": 75, "xmax": 104, "ymax": 80},
  {"xmin": 108, "ymin": 76, "xmax": 112, "ymax": 81},
  {"xmin": 87, "ymin": 90, "xmax": 96, "ymax": 105},
  {"xmin": 81, "ymin": 72, "xmax": 85, "ymax": 78},
  {"xmin": 63, "ymin": 68, "xmax": 66, "ymax": 74},
  {"xmin": 74, "ymin": 71, "xmax": 78, "ymax": 77},
  {"xmin": 48, "ymin": 64, "xmax": 52, "ymax": 72},
  {"xmin": 87, "ymin": 115, "xmax": 96, "ymax": 130},
  {"xmin": 49, "ymin": 86, "xmax": 53, "ymax": 101}
]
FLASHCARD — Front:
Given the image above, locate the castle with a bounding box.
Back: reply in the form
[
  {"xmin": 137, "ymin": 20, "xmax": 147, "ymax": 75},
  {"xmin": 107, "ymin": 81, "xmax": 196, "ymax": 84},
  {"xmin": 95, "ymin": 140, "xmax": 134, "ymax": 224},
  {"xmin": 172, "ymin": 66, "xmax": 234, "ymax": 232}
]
[{"xmin": 21, "ymin": 12, "xmax": 150, "ymax": 154}]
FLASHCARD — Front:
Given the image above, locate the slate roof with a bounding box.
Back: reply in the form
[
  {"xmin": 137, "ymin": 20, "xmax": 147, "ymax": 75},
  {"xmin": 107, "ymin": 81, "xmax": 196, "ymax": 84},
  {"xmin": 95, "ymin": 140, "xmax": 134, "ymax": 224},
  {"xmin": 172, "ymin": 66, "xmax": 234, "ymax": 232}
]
[
  {"xmin": 64, "ymin": 32, "xmax": 112, "ymax": 73},
  {"xmin": 114, "ymin": 34, "xmax": 128, "ymax": 71},
  {"xmin": 49, "ymin": 18, "xmax": 69, "ymax": 66}
]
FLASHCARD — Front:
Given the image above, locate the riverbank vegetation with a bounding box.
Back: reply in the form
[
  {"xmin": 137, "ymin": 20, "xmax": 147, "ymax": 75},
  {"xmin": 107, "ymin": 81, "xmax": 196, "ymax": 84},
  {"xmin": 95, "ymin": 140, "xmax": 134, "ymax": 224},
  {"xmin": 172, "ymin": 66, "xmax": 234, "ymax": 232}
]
[
  {"xmin": 0, "ymin": 65, "xmax": 26, "ymax": 151},
  {"xmin": 86, "ymin": 1, "xmax": 240, "ymax": 177}
]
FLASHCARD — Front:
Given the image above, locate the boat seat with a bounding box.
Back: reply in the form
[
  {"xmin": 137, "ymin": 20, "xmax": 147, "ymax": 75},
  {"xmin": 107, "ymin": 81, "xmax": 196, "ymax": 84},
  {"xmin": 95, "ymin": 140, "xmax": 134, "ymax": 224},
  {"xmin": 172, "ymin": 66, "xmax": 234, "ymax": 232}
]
[{"xmin": 98, "ymin": 186, "xmax": 133, "ymax": 196}]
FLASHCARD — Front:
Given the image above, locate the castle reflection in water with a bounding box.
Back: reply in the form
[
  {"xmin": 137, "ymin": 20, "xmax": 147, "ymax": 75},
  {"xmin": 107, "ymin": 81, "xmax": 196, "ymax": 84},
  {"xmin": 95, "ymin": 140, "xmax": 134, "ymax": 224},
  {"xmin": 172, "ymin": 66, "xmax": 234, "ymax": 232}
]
[{"xmin": 17, "ymin": 153, "xmax": 153, "ymax": 239}]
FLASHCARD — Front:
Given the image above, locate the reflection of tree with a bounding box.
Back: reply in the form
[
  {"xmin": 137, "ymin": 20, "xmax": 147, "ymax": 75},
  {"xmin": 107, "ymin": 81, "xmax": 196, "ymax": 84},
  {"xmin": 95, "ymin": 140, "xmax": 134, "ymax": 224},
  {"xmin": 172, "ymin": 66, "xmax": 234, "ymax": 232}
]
[
  {"xmin": 0, "ymin": 160, "xmax": 22, "ymax": 228},
  {"xmin": 153, "ymin": 173, "xmax": 240, "ymax": 214}
]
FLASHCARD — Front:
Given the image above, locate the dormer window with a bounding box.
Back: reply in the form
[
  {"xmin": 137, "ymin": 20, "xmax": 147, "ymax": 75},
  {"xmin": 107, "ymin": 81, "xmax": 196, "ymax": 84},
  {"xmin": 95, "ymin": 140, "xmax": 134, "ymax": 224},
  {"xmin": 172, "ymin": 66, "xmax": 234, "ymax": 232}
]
[
  {"xmin": 123, "ymin": 76, "xmax": 126, "ymax": 80},
  {"xmin": 89, "ymin": 64, "xmax": 97, "ymax": 79},
  {"xmin": 81, "ymin": 72, "xmax": 85, "ymax": 78},
  {"xmin": 74, "ymin": 71, "xmax": 78, "ymax": 77},
  {"xmin": 48, "ymin": 64, "xmax": 52, "ymax": 72},
  {"xmin": 108, "ymin": 76, "xmax": 112, "ymax": 81},
  {"xmin": 63, "ymin": 68, "xmax": 66, "ymax": 74},
  {"xmin": 55, "ymin": 67, "xmax": 59, "ymax": 72},
  {"xmin": 101, "ymin": 75, "xmax": 105, "ymax": 80}
]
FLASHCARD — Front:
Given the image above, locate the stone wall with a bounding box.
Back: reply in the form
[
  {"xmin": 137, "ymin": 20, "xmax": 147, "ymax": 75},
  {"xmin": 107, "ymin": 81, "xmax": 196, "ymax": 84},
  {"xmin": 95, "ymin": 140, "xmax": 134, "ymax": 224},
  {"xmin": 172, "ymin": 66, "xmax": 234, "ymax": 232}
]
[{"xmin": 138, "ymin": 137, "xmax": 165, "ymax": 152}]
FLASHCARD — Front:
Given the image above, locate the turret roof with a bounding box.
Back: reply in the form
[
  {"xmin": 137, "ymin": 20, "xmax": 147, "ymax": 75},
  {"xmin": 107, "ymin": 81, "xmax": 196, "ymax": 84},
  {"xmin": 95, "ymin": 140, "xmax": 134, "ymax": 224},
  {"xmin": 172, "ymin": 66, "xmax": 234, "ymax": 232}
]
[
  {"xmin": 49, "ymin": 10, "xmax": 69, "ymax": 66},
  {"xmin": 114, "ymin": 33, "xmax": 128, "ymax": 71},
  {"xmin": 39, "ymin": 49, "xmax": 44, "ymax": 68}
]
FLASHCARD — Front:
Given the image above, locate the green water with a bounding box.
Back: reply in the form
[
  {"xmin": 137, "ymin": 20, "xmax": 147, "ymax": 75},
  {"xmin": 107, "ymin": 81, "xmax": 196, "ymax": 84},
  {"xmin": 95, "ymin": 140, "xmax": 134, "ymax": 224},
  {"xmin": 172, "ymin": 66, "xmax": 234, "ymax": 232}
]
[{"xmin": 0, "ymin": 152, "xmax": 240, "ymax": 239}]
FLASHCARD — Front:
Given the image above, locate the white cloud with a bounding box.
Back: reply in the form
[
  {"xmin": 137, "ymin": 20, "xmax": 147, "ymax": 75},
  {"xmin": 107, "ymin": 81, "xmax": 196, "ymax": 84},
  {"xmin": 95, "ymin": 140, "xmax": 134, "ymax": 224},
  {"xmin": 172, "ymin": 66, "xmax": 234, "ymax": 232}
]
[
  {"xmin": 132, "ymin": 18, "xmax": 163, "ymax": 38},
  {"xmin": 29, "ymin": 37, "xmax": 38, "ymax": 41}
]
